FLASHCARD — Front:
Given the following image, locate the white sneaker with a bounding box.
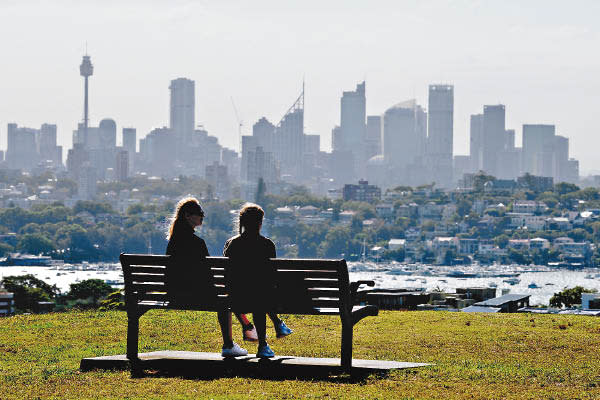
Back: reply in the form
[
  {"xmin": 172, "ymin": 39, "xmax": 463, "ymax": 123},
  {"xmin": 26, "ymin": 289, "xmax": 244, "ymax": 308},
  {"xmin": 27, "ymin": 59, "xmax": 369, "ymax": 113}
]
[{"xmin": 221, "ymin": 342, "xmax": 248, "ymax": 357}]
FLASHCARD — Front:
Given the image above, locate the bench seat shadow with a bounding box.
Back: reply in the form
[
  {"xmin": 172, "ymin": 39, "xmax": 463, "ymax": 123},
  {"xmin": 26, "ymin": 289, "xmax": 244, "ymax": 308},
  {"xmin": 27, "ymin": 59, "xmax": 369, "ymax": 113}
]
[{"xmin": 80, "ymin": 350, "xmax": 430, "ymax": 380}]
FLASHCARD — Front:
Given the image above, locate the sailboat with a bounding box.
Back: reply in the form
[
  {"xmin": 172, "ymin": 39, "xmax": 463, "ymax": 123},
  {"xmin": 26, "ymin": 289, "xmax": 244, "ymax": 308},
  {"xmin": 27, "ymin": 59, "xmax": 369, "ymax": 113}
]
[{"xmin": 349, "ymin": 238, "xmax": 378, "ymax": 272}]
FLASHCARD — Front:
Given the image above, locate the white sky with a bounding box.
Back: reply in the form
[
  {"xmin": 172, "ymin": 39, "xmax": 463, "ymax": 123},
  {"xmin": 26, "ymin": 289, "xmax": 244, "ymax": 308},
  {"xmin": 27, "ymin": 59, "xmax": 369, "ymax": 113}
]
[{"xmin": 1, "ymin": 0, "xmax": 599, "ymax": 172}]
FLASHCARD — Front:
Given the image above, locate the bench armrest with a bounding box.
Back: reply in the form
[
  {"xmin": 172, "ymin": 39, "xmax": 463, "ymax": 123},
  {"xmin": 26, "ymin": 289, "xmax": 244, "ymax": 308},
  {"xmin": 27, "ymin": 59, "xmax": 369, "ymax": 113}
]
[{"xmin": 349, "ymin": 280, "xmax": 375, "ymax": 295}]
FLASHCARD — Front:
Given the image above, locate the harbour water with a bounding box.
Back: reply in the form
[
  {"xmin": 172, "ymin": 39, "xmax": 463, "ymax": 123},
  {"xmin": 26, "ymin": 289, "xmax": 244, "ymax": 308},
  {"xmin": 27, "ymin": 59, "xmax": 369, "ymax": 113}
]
[{"xmin": 1, "ymin": 262, "xmax": 599, "ymax": 306}]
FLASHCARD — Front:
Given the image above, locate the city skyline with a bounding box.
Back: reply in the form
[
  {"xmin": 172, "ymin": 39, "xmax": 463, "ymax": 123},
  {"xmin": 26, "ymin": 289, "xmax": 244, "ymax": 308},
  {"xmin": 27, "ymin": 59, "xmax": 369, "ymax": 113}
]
[{"xmin": 1, "ymin": 1, "xmax": 599, "ymax": 172}]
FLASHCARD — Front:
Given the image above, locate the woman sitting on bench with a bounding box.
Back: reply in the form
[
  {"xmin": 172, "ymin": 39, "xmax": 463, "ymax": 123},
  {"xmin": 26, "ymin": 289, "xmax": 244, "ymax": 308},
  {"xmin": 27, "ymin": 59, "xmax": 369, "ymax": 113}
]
[
  {"xmin": 166, "ymin": 197, "xmax": 248, "ymax": 357},
  {"xmin": 223, "ymin": 203, "xmax": 292, "ymax": 358}
]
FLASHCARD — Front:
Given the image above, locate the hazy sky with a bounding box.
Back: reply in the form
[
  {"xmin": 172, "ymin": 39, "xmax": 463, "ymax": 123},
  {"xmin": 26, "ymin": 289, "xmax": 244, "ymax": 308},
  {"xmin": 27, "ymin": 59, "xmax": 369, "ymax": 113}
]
[{"xmin": 1, "ymin": 0, "xmax": 599, "ymax": 172}]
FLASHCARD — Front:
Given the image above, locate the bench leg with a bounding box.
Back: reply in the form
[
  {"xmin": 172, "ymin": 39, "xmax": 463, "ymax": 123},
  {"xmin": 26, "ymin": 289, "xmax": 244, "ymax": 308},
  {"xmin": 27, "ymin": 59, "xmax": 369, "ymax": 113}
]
[
  {"xmin": 127, "ymin": 313, "xmax": 139, "ymax": 360},
  {"xmin": 340, "ymin": 318, "xmax": 353, "ymax": 372}
]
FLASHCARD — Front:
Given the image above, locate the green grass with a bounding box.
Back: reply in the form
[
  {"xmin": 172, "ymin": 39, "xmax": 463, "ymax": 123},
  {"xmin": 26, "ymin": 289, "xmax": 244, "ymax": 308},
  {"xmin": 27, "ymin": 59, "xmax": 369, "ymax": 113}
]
[{"xmin": 1, "ymin": 310, "xmax": 599, "ymax": 399}]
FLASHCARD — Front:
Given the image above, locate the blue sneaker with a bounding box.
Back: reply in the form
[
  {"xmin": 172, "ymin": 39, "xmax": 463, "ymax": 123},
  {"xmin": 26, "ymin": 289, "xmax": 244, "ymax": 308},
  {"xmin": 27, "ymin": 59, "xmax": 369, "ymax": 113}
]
[
  {"xmin": 275, "ymin": 320, "xmax": 293, "ymax": 338},
  {"xmin": 256, "ymin": 343, "xmax": 275, "ymax": 358}
]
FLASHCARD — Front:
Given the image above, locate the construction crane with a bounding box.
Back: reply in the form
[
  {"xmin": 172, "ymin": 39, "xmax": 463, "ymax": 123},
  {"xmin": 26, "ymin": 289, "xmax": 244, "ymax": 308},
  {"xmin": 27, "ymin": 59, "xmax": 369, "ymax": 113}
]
[{"xmin": 230, "ymin": 97, "xmax": 243, "ymax": 153}]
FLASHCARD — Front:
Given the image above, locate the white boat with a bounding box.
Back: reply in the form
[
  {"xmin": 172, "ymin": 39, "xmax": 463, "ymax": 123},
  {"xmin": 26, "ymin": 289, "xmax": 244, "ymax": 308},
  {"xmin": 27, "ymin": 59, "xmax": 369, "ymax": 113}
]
[
  {"xmin": 528, "ymin": 282, "xmax": 541, "ymax": 289},
  {"xmin": 503, "ymin": 277, "xmax": 520, "ymax": 285},
  {"xmin": 488, "ymin": 282, "xmax": 498, "ymax": 288}
]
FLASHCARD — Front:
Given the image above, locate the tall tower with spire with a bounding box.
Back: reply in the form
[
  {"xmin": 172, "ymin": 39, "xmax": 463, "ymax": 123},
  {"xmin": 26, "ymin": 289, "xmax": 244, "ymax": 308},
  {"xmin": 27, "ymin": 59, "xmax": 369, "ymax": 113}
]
[{"xmin": 79, "ymin": 54, "xmax": 93, "ymax": 145}]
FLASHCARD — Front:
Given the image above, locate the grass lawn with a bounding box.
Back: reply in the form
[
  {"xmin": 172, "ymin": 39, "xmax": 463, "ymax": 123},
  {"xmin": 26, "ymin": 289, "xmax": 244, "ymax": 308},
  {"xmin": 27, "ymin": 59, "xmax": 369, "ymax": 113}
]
[{"xmin": 1, "ymin": 309, "xmax": 599, "ymax": 399}]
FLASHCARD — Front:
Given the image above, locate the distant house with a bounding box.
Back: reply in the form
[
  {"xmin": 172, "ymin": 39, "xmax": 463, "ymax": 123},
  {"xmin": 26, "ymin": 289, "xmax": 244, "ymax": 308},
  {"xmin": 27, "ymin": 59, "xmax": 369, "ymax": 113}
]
[
  {"xmin": 273, "ymin": 206, "xmax": 295, "ymax": 227},
  {"xmin": 509, "ymin": 214, "xmax": 546, "ymax": 230},
  {"xmin": 338, "ymin": 210, "xmax": 356, "ymax": 225},
  {"xmin": 465, "ymin": 294, "xmax": 530, "ymax": 313},
  {"xmin": 432, "ymin": 237, "xmax": 458, "ymax": 252},
  {"xmin": 513, "ymin": 200, "xmax": 547, "ymax": 214},
  {"xmin": 545, "ymin": 217, "xmax": 571, "ymax": 231},
  {"xmin": 375, "ymin": 203, "xmax": 394, "ymax": 219},
  {"xmin": 484, "ymin": 179, "xmax": 517, "ymax": 193},
  {"xmin": 508, "ymin": 239, "xmax": 530, "ymax": 250},
  {"xmin": 418, "ymin": 202, "xmax": 442, "ymax": 219},
  {"xmin": 582, "ymin": 293, "xmax": 600, "ymax": 310},
  {"xmin": 529, "ymin": 237, "xmax": 550, "ymax": 250},
  {"xmin": 458, "ymin": 238, "xmax": 478, "ymax": 255},
  {"xmin": 388, "ymin": 239, "xmax": 406, "ymax": 251},
  {"xmin": 0, "ymin": 289, "xmax": 14, "ymax": 316}
]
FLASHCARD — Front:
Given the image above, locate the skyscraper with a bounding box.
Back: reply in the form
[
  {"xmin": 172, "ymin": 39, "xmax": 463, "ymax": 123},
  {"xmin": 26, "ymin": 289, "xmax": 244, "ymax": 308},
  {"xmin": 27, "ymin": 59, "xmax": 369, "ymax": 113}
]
[
  {"xmin": 338, "ymin": 81, "xmax": 366, "ymax": 178},
  {"xmin": 275, "ymin": 86, "xmax": 304, "ymax": 181},
  {"xmin": 365, "ymin": 116, "xmax": 382, "ymax": 161},
  {"xmin": 482, "ymin": 104, "xmax": 506, "ymax": 177},
  {"xmin": 427, "ymin": 84, "xmax": 454, "ymax": 187},
  {"xmin": 522, "ymin": 124, "xmax": 555, "ymax": 175},
  {"xmin": 382, "ymin": 100, "xmax": 427, "ymax": 186},
  {"xmin": 383, "ymin": 100, "xmax": 427, "ymax": 170},
  {"xmin": 469, "ymin": 114, "xmax": 483, "ymax": 172},
  {"xmin": 6, "ymin": 123, "xmax": 38, "ymax": 170},
  {"xmin": 554, "ymin": 135, "xmax": 569, "ymax": 182},
  {"xmin": 122, "ymin": 128, "xmax": 136, "ymax": 176},
  {"xmin": 169, "ymin": 78, "xmax": 195, "ymax": 157},
  {"xmin": 115, "ymin": 149, "xmax": 129, "ymax": 182}
]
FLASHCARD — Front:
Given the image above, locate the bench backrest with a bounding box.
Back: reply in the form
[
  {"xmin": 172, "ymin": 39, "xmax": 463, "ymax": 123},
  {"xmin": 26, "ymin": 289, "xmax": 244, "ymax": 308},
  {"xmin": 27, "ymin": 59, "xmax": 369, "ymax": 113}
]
[{"xmin": 120, "ymin": 254, "xmax": 351, "ymax": 314}]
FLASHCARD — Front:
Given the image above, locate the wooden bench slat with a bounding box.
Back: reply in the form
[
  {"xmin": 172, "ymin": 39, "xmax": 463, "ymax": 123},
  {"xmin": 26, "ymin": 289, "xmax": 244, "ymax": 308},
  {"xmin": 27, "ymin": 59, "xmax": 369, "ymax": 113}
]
[
  {"xmin": 121, "ymin": 254, "xmax": 170, "ymax": 266},
  {"xmin": 137, "ymin": 293, "xmax": 169, "ymax": 301},
  {"xmin": 128, "ymin": 266, "xmax": 167, "ymax": 274},
  {"xmin": 130, "ymin": 274, "xmax": 167, "ymax": 283},
  {"xmin": 275, "ymin": 270, "xmax": 340, "ymax": 279},
  {"xmin": 301, "ymin": 279, "xmax": 341, "ymax": 288},
  {"xmin": 130, "ymin": 283, "xmax": 167, "ymax": 292},
  {"xmin": 305, "ymin": 288, "xmax": 341, "ymax": 297}
]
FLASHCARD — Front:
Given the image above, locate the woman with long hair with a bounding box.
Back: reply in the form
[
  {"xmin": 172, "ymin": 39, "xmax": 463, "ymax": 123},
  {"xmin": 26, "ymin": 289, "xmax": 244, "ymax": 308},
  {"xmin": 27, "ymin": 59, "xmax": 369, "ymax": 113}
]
[
  {"xmin": 223, "ymin": 203, "xmax": 292, "ymax": 358},
  {"xmin": 166, "ymin": 197, "xmax": 247, "ymax": 357}
]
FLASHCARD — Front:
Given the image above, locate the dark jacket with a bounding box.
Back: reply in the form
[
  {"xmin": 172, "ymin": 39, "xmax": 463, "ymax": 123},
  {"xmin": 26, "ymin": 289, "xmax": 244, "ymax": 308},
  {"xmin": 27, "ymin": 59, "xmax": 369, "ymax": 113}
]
[
  {"xmin": 166, "ymin": 220, "xmax": 212, "ymax": 304},
  {"xmin": 223, "ymin": 233, "xmax": 276, "ymax": 312}
]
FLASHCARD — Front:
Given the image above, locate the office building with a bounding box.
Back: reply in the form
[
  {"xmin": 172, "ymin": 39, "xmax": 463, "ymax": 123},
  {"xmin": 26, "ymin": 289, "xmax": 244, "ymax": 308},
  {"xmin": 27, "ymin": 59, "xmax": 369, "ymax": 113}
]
[
  {"xmin": 343, "ymin": 180, "xmax": 381, "ymax": 203},
  {"xmin": 365, "ymin": 115, "xmax": 382, "ymax": 161},
  {"xmin": 169, "ymin": 78, "xmax": 195, "ymax": 158},
  {"xmin": 205, "ymin": 161, "xmax": 230, "ymax": 200},
  {"xmin": 122, "ymin": 128, "xmax": 136, "ymax": 175},
  {"xmin": 482, "ymin": 105, "xmax": 506, "ymax": 177},
  {"xmin": 115, "ymin": 149, "xmax": 129, "ymax": 182},
  {"xmin": 469, "ymin": 114, "xmax": 483, "ymax": 172},
  {"xmin": 337, "ymin": 81, "xmax": 366, "ymax": 179},
  {"xmin": 78, "ymin": 163, "xmax": 97, "ymax": 200},
  {"xmin": 427, "ymin": 84, "xmax": 454, "ymax": 187},
  {"xmin": 522, "ymin": 124, "xmax": 555, "ymax": 175},
  {"xmin": 383, "ymin": 99, "xmax": 427, "ymax": 172}
]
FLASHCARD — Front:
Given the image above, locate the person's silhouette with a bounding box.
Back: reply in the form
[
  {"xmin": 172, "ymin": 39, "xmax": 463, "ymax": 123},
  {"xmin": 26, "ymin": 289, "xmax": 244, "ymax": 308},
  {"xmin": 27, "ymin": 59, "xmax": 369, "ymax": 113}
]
[
  {"xmin": 166, "ymin": 197, "xmax": 247, "ymax": 357},
  {"xmin": 224, "ymin": 203, "xmax": 293, "ymax": 358}
]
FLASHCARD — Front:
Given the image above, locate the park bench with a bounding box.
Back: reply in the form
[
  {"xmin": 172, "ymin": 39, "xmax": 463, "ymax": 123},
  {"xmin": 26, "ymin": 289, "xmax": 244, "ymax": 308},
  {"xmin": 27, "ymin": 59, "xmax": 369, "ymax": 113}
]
[{"xmin": 119, "ymin": 254, "xmax": 378, "ymax": 372}]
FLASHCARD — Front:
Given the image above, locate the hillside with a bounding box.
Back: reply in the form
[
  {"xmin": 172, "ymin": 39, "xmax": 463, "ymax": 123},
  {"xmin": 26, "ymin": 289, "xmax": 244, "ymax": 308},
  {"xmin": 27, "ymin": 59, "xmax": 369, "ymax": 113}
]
[{"xmin": 1, "ymin": 310, "xmax": 599, "ymax": 399}]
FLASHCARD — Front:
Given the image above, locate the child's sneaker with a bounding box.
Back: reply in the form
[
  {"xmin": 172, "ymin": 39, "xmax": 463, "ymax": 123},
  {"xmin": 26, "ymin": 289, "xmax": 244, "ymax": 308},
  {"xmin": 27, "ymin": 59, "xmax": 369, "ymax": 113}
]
[
  {"xmin": 275, "ymin": 320, "xmax": 293, "ymax": 338},
  {"xmin": 243, "ymin": 324, "xmax": 258, "ymax": 342},
  {"xmin": 256, "ymin": 343, "xmax": 275, "ymax": 358}
]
